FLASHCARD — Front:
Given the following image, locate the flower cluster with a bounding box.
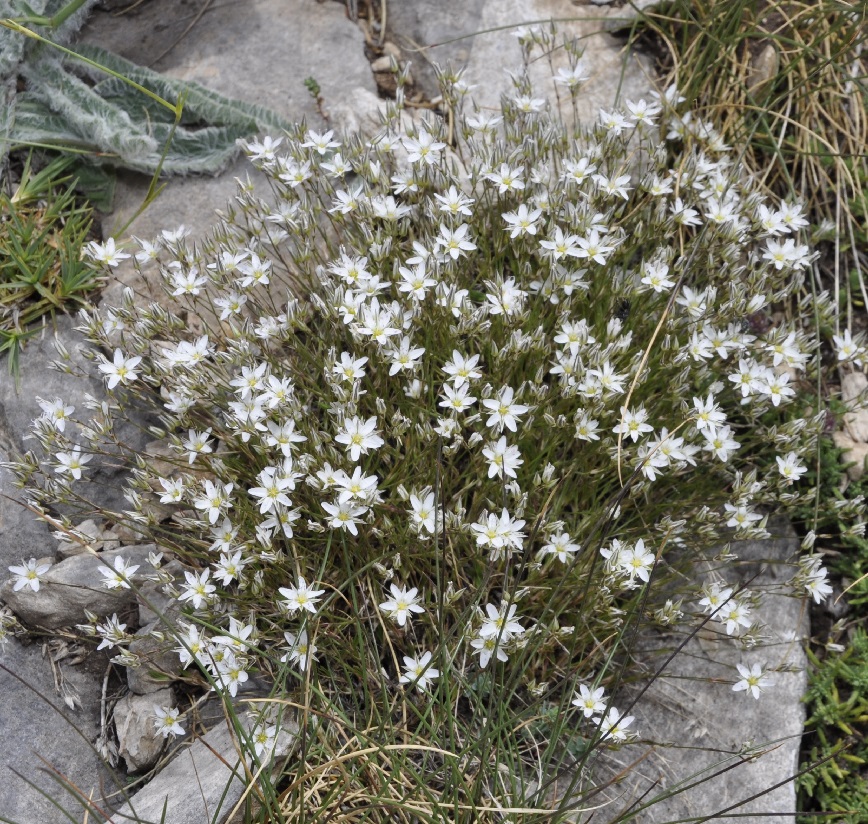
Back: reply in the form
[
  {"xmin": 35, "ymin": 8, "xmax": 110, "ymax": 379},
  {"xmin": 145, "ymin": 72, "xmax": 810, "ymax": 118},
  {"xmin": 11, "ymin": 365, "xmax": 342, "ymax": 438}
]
[{"xmin": 10, "ymin": 53, "xmax": 845, "ymax": 765}]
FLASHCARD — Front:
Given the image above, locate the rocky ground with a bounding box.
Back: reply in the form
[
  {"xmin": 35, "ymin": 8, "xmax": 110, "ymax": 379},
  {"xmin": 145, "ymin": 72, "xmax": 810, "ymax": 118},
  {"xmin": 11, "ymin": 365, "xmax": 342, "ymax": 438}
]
[{"xmin": 0, "ymin": 2, "xmax": 814, "ymax": 822}]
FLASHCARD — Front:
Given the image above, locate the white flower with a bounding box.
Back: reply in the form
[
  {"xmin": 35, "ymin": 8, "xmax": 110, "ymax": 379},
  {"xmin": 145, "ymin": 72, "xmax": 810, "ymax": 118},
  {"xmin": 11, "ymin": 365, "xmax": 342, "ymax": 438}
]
[
  {"xmin": 625, "ymin": 97, "xmax": 661, "ymax": 125},
  {"xmin": 333, "ymin": 352, "xmax": 368, "ymax": 382},
  {"xmin": 181, "ymin": 428, "xmax": 213, "ymax": 464},
  {"xmin": 502, "ymin": 203, "xmax": 542, "ymax": 238},
  {"xmin": 539, "ymin": 226, "xmax": 580, "ymax": 260},
  {"xmin": 470, "ymin": 634, "xmax": 508, "ymax": 668},
  {"xmin": 776, "ymin": 452, "xmax": 807, "ymax": 483},
  {"xmin": 159, "ymin": 477, "xmax": 185, "ymax": 504},
  {"xmin": 612, "ymin": 407, "xmax": 653, "ymax": 443},
  {"xmin": 439, "ymin": 382, "xmax": 477, "ymax": 414},
  {"xmin": 174, "ymin": 623, "xmax": 209, "ymax": 668},
  {"xmin": 482, "ymin": 386, "xmax": 529, "ymax": 433},
  {"xmin": 698, "ymin": 583, "xmax": 733, "ymax": 614},
  {"xmin": 443, "ymin": 351, "xmax": 482, "ymax": 387},
  {"xmin": 402, "ymin": 130, "xmax": 446, "ymax": 165},
  {"xmin": 335, "ymin": 466, "xmax": 379, "ymax": 504},
  {"xmin": 724, "ymin": 503, "xmax": 762, "ymax": 530},
  {"xmin": 98, "ymin": 555, "xmax": 140, "ymax": 590},
  {"xmin": 37, "ymin": 398, "xmax": 74, "ymax": 432},
  {"xmin": 153, "ymin": 705, "xmax": 185, "ymax": 738},
  {"xmin": 322, "ymin": 499, "xmax": 369, "ymax": 535},
  {"xmin": 599, "ymin": 108, "xmax": 631, "ymax": 134},
  {"xmin": 554, "ymin": 62, "xmax": 590, "ymax": 88},
  {"xmin": 388, "ymin": 337, "xmax": 426, "ymax": 376},
  {"xmin": 618, "ymin": 539, "xmax": 655, "ymax": 582},
  {"xmin": 482, "ymin": 436, "xmax": 523, "ymax": 479},
  {"xmin": 804, "ymin": 565, "xmax": 832, "ymax": 604},
  {"xmin": 251, "ymin": 724, "xmax": 278, "ymax": 760},
  {"xmin": 574, "ymin": 411, "xmax": 600, "ymax": 442},
  {"xmin": 96, "ymin": 613, "xmax": 128, "ymax": 650},
  {"xmin": 435, "ymin": 223, "xmax": 477, "ymax": 259},
  {"xmin": 236, "ymin": 253, "xmax": 272, "ymax": 288},
  {"xmin": 597, "ymin": 707, "xmax": 635, "ymax": 742},
  {"xmin": 249, "ymin": 467, "xmax": 294, "ymax": 514},
  {"xmin": 433, "ymin": 185, "xmax": 474, "ymax": 216},
  {"xmin": 832, "ymin": 329, "xmax": 864, "ymax": 366},
  {"xmin": 54, "ymin": 445, "xmax": 92, "ymax": 480},
  {"xmin": 732, "ymin": 663, "xmax": 774, "ymax": 699},
  {"xmin": 85, "ymin": 238, "xmax": 130, "ymax": 267},
  {"xmin": 409, "ymin": 491, "xmax": 437, "ymax": 535},
  {"xmin": 379, "ymin": 584, "xmax": 425, "ymax": 627},
  {"xmin": 702, "ymin": 425, "xmax": 741, "ymax": 462},
  {"xmin": 213, "ymin": 550, "xmax": 248, "ymax": 585},
  {"xmin": 302, "ymin": 129, "xmax": 340, "ymax": 154},
  {"xmin": 214, "ymin": 650, "xmax": 249, "ymax": 697},
  {"xmin": 718, "ymin": 598, "xmax": 752, "ymax": 635},
  {"xmin": 693, "ymin": 394, "xmax": 726, "ymax": 436},
  {"xmin": 8, "ymin": 558, "xmax": 52, "ymax": 592},
  {"xmin": 278, "ymin": 576, "xmax": 325, "ymax": 615},
  {"xmin": 335, "ymin": 416, "xmax": 384, "ymax": 462},
  {"xmin": 640, "ymin": 261, "xmax": 674, "ymax": 293},
  {"xmin": 479, "ymin": 602, "xmax": 525, "ymax": 642},
  {"xmin": 194, "ymin": 480, "xmax": 234, "ymax": 525},
  {"xmin": 178, "ymin": 569, "xmax": 216, "ymax": 609},
  {"xmin": 281, "ymin": 629, "xmax": 318, "ymax": 671},
  {"xmin": 486, "ymin": 164, "xmax": 525, "ymax": 193},
  {"xmin": 540, "ymin": 532, "xmax": 581, "ymax": 563},
  {"xmin": 98, "ymin": 349, "xmax": 142, "ymax": 390},
  {"xmin": 399, "ymin": 650, "xmax": 440, "ymax": 692},
  {"xmin": 572, "ymin": 684, "xmax": 606, "ymax": 718},
  {"xmin": 397, "ymin": 264, "xmax": 437, "ymax": 301}
]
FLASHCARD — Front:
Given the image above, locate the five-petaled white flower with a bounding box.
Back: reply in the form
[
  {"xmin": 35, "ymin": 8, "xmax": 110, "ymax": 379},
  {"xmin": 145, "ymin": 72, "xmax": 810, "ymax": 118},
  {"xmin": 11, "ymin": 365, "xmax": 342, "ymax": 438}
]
[
  {"xmin": 9, "ymin": 558, "xmax": 52, "ymax": 592},
  {"xmin": 178, "ymin": 569, "xmax": 216, "ymax": 609},
  {"xmin": 281, "ymin": 629, "xmax": 318, "ymax": 671},
  {"xmin": 732, "ymin": 662, "xmax": 774, "ymax": 699},
  {"xmin": 776, "ymin": 452, "xmax": 807, "ymax": 483},
  {"xmin": 153, "ymin": 705, "xmax": 185, "ymax": 738},
  {"xmin": 335, "ymin": 416, "xmax": 385, "ymax": 462},
  {"xmin": 482, "ymin": 386, "xmax": 529, "ymax": 433},
  {"xmin": 572, "ymin": 684, "xmax": 607, "ymax": 718},
  {"xmin": 54, "ymin": 443, "xmax": 93, "ymax": 480},
  {"xmin": 98, "ymin": 349, "xmax": 142, "ymax": 390},
  {"xmin": 399, "ymin": 650, "xmax": 440, "ymax": 692},
  {"xmin": 99, "ymin": 555, "xmax": 141, "ymax": 590},
  {"xmin": 85, "ymin": 238, "xmax": 130, "ymax": 267},
  {"xmin": 278, "ymin": 576, "xmax": 325, "ymax": 615},
  {"xmin": 37, "ymin": 397, "xmax": 75, "ymax": 432},
  {"xmin": 380, "ymin": 584, "xmax": 425, "ymax": 627}
]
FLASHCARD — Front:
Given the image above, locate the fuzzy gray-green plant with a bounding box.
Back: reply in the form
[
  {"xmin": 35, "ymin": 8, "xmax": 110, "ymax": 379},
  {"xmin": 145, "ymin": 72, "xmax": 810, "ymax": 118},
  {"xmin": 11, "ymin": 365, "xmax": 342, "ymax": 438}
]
[{"xmin": 1, "ymin": 0, "xmax": 293, "ymax": 176}]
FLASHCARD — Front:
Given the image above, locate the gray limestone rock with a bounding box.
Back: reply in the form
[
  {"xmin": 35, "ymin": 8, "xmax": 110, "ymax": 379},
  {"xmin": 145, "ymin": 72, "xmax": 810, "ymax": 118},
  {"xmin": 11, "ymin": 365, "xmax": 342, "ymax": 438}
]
[
  {"xmin": 136, "ymin": 559, "xmax": 186, "ymax": 626},
  {"xmin": 0, "ymin": 315, "xmax": 148, "ymax": 537},
  {"xmin": 0, "ymin": 637, "xmax": 121, "ymax": 824},
  {"xmin": 567, "ymin": 524, "xmax": 808, "ymax": 823},
  {"xmin": 385, "ymin": 0, "xmax": 654, "ymax": 121},
  {"xmin": 1, "ymin": 544, "xmax": 159, "ymax": 629},
  {"xmin": 114, "ymin": 687, "xmax": 174, "ymax": 772},
  {"xmin": 77, "ymin": 0, "xmax": 378, "ymax": 275},
  {"xmin": 127, "ymin": 620, "xmax": 184, "ymax": 696},
  {"xmin": 111, "ymin": 708, "xmax": 298, "ymax": 824}
]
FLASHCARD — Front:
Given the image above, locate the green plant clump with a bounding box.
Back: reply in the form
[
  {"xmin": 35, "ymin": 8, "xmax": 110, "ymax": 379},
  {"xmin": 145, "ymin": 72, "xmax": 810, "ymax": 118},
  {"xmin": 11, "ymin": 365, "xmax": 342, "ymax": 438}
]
[
  {"xmin": 798, "ymin": 628, "xmax": 868, "ymax": 823},
  {"xmin": 0, "ymin": 153, "xmax": 99, "ymax": 378},
  {"xmin": 5, "ymin": 28, "xmax": 853, "ymax": 822}
]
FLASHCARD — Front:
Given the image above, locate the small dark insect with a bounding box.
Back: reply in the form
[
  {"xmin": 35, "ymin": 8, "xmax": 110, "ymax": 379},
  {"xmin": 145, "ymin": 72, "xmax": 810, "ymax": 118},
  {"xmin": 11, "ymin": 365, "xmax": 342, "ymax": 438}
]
[
  {"xmin": 744, "ymin": 311, "xmax": 772, "ymax": 335},
  {"xmin": 616, "ymin": 299, "xmax": 630, "ymax": 322}
]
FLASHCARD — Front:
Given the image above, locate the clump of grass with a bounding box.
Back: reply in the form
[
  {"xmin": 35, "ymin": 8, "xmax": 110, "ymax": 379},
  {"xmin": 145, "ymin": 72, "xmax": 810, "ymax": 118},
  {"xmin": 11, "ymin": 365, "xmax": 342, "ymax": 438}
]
[
  {"xmin": 4, "ymin": 27, "xmax": 847, "ymax": 821},
  {"xmin": 0, "ymin": 152, "xmax": 100, "ymax": 379},
  {"xmin": 630, "ymin": 0, "xmax": 868, "ymax": 325}
]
